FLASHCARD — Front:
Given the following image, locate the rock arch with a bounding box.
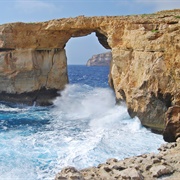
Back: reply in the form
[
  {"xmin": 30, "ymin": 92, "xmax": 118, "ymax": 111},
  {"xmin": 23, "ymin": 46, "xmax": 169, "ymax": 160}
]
[
  {"xmin": 0, "ymin": 11, "xmax": 180, "ymax": 140},
  {"xmin": 0, "ymin": 17, "xmax": 112, "ymax": 105}
]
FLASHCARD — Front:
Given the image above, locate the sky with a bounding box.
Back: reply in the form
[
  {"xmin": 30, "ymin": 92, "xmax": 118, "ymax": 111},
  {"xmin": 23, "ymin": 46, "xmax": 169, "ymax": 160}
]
[{"xmin": 0, "ymin": 0, "xmax": 180, "ymax": 64}]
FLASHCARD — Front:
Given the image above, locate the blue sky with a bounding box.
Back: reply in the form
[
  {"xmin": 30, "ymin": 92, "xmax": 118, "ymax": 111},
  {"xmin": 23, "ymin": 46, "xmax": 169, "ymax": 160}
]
[{"xmin": 1, "ymin": 0, "xmax": 180, "ymax": 64}]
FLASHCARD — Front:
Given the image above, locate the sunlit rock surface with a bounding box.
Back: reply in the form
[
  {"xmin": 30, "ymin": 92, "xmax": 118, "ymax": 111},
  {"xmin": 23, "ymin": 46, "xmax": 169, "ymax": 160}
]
[
  {"xmin": 0, "ymin": 9, "xmax": 179, "ymax": 139},
  {"xmin": 0, "ymin": 49, "xmax": 67, "ymax": 105}
]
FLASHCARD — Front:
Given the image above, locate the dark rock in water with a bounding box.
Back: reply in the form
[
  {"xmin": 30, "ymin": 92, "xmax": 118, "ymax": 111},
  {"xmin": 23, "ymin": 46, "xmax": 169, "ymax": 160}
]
[
  {"xmin": 0, "ymin": 49, "xmax": 67, "ymax": 106},
  {"xmin": 86, "ymin": 52, "xmax": 112, "ymax": 66},
  {"xmin": 0, "ymin": 88, "xmax": 59, "ymax": 106}
]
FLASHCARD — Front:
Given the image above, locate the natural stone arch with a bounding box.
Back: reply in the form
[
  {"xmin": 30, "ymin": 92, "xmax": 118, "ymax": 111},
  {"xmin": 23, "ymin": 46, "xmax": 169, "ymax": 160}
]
[
  {"xmin": 0, "ymin": 11, "xmax": 180, "ymax": 141},
  {"xmin": 0, "ymin": 26, "xmax": 113, "ymax": 104},
  {"xmin": 0, "ymin": 17, "xmax": 112, "ymax": 106}
]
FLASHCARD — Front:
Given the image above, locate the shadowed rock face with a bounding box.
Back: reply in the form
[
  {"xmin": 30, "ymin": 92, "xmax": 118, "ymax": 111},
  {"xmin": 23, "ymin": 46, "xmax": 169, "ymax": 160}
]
[
  {"xmin": 163, "ymin": 106, "xmax": 180, "ymax": 142},
  {"xmin": 0, "ymin": 10, "xmax": 179, "ymax": 140}
]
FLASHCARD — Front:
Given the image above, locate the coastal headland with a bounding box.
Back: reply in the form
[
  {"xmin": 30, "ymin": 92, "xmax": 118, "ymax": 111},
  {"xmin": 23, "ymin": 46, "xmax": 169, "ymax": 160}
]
[
  {"xmin": 86, "ymin": 51, "xmax": 112, "ymax": 66},
  {"xmin": 0, "ymin": 9, "xmax": 179, "ymax": 141},
  {"xmin": 0, "ymin": 9, "xmax": 180, "ymax": 178}
]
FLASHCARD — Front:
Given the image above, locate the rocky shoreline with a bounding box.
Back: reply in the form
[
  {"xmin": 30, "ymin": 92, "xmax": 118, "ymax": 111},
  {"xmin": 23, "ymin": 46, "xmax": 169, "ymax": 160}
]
[
  {"xmin": 0, "ymin": 9, "xmax": 179, "ymax": 179},
  {"xmin": 0, "ymin": 10, "xmax": 179, "ymax": 137},
  {"xmin": 55, "ymin": 138, "xmax": 180, "ymax": 179}
]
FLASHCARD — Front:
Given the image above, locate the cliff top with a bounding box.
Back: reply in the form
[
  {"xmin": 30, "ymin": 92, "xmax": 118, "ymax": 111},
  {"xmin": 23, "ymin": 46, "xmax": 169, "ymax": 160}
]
[
  {"xmin": 0, "ymin": 9, "xmax": 179, "ymax": 50},
  {"xmin": 0, "ymin": 9, "xmax": 180, "ymax": 26}
]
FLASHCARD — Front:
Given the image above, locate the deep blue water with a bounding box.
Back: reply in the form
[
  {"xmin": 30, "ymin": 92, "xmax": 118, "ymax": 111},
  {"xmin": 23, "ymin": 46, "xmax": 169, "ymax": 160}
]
[
  {"xmin": 0, "ymin": 65, "xmax": 164, "ymax": 180},
  {"xmin": 68, "ymin": 65, "xmax": 109, "ymax": 87}
]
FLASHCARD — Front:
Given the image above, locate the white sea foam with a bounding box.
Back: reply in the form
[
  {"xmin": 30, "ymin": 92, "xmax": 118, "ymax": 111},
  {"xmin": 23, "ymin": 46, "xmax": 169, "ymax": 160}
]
[
  {"xmin": 0, "ymin": 104, "xmax": 24, "ymax": 112},
  {"xmin": 0, "ymin": 84, "xmax": 164, "ymax": 180}
]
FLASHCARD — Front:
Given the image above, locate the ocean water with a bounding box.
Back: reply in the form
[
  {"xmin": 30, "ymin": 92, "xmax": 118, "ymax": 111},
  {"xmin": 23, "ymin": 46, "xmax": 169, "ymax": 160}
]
[{"xmin": 0, "ymin": 65, "xmax": 164, "ymax": 180}]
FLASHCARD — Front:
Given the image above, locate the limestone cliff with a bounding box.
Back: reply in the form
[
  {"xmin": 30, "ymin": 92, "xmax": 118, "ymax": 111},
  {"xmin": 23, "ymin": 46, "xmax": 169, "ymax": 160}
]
[
  {"xmin": 0, "ymin": 49, "xmax": 68, "ymax": 105},
  {"xmin": 0, "ymin": 9, "xmax": 179, "ymax": 141},
  {"xmin": 86, "ymin": 51, "xmax": 112, "ymax": 66}
]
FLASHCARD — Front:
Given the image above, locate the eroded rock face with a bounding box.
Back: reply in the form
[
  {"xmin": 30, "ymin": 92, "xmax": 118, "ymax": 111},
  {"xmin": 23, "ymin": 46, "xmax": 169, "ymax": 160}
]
[
  {"xmin": 163, "ymin": 106, "xmax": 180, "ymax": 142},
  {"xmin": 0, "ymin": 49, "xmax": 68, "ymax": 105},
  {"xmin": 0, "ymin": 9, "xmax": 179, "ymax": 138},
  {"xmin": 108, "ymin": 10, "xmax": 180, "ymax": 135},
  {"xmin": 109, "ymin": 12, "xmax": 180, "ymax": 132}
]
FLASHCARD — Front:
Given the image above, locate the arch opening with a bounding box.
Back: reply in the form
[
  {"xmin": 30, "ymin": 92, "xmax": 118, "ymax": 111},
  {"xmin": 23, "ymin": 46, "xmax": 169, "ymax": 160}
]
[
  {"xmin": 65, "ymin": 32, "xmax": 111, "ymax": 65},
  {"xmin": 65, "ymin": 32, "xmax": 112, "ymax": 87}
]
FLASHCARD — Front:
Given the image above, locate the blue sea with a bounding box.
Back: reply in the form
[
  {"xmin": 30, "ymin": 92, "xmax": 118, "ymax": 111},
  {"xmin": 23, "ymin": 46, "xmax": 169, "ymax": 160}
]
[{"xmin": 0, "ymin": 65, "xmax": 164, "ymax": 180}]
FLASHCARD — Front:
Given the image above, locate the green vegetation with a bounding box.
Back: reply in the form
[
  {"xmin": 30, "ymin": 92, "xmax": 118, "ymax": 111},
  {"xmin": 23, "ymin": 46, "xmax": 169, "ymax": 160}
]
[
  {"xmin": 141, "ymin": 13, "xmax": 155, "ymax": 17},
  {"xmin": 141, "ymin": 14, "xmax": 148, "ymax": 17},
  {"xmin": 175, "ymin": 16, "xmax": 180, "ymax": 19},
  {"xmin": 151, "ymin": 29, "xmax": 159, "ymax": 33}
]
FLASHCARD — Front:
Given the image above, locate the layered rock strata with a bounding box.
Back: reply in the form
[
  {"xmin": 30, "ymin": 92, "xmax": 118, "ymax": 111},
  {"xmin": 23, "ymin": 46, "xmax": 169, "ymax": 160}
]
[
  {"xmin": 86, "ymin": 51, "xmax": 112, "ymax": 66},
  {"xmin": 55, "ymin": 138, "xmax": 180, "ymax": 180},
  {"xmin": 0, "ymin": 9, "xmax": 179, "ymax": 139},
  {"xmin": 0, "ymin": 49, "xmax": 68, "ymax": 105}
]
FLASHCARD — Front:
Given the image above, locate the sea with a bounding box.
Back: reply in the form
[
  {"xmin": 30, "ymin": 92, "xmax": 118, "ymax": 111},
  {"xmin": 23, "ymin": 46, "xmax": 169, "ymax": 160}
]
[{"xmin": 0, "ymin": 65, "xmax": 164, "ymax": 180}]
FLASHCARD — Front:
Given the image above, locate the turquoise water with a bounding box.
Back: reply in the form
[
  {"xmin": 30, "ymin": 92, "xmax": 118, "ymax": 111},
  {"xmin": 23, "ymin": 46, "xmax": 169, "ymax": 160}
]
[{"xmin": 0, "ymin": 65, "xmax": 164, "ymax": 180}]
